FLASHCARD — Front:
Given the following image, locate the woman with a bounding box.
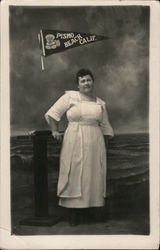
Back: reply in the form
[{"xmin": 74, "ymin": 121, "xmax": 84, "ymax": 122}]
[{"xmin": 45, "ymin": 69, "xmax": 114, "ymax": 226}]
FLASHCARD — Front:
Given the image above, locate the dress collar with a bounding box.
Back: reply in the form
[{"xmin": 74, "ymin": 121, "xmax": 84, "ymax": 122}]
[{"xmin": 65, "ymin": 90, "xmax": 105, "ymax": 106}]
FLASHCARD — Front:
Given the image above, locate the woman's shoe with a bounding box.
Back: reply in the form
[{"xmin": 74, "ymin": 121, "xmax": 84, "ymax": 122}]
[
  {"xmin": 77, "ymin": 208, "xmax": 89, "ymax": 224},
  {"xmin": 69, "ymin": 210, "xmax": 79, "ymax": 226},
  {"xmin": 69, "ymin": 220, "xmax": 79, "ymax": 226}
]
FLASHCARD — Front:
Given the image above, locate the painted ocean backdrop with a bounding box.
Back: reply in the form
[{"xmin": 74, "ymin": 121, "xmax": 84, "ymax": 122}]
[{"xmin": 11, "ymin": 133, "xmax": 149, "ymax": 235}]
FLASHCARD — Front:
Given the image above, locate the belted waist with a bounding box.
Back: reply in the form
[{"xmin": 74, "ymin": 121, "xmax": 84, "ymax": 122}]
[{"xmin": 68, "ymin": 121, "xmax": 99, "ymax": 127}]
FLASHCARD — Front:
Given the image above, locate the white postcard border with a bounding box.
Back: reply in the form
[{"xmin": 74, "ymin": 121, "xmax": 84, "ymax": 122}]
[{"xmin": 0, "ymin": 0, "xmax": 159, "ymax": 249}]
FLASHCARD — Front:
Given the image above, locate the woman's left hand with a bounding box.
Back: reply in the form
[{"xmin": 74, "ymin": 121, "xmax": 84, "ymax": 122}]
[{"xmin": 52, "ymin": 131, "xmax": 63, "ymax": 142}]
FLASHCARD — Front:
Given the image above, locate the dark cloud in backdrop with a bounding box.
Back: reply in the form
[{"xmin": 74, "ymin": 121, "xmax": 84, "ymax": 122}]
[{"xmin": 9, "ymin": 6, "xmax": 149, "ymax": 135}]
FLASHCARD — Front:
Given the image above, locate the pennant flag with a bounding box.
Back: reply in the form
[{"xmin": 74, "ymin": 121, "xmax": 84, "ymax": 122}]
[{"xmin": 38, "ymin": 29, "xmax": 111, "ymax": 70}]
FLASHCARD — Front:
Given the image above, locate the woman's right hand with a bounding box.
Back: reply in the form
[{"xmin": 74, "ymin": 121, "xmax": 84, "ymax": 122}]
[{"xmin": 52, "ymin": 131, "xmax": 62, "ymax": 142}]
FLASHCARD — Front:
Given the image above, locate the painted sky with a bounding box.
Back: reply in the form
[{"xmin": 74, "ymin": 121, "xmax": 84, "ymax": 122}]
[{"xmin": 10, "ymin": 5, "xmax": 149, "ymax": 135}]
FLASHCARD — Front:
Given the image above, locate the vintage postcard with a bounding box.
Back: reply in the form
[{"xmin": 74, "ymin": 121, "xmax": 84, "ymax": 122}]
[{"xmin": 0, "ymin": 0, "xmax": 159, "ymax": 249}]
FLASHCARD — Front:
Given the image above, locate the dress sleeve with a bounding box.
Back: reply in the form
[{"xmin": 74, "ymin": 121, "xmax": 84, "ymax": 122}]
[
  {"xmin": 45, "ymin": 93, "xmax": 70, "ymax": 123},
  {"xmin": 100, "ymin": 103, "xmax": 114, "ymax": 137}
]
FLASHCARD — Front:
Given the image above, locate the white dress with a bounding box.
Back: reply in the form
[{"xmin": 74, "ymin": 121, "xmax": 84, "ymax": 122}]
[{"xmin": 45, "ymin": 91, "xmax": 114, "ymax": 208}]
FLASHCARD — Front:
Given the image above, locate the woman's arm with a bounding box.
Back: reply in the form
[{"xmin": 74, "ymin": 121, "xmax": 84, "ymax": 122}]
[
  {"xmin": 45, "ymin": 93, "xmax": 70, "ymax": 142},
  {"xmin": 100, "ymin": 103, "xmax": 114, "ymax": 138},
  {"xmin": 47, "ymin": 116, "xmax": 62, "ymax": 142}
]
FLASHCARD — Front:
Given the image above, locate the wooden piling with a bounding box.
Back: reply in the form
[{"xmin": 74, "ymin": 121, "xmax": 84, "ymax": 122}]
[{"xmin": 19, "ymin": 130, "xmax": 61, "ymax": 226}]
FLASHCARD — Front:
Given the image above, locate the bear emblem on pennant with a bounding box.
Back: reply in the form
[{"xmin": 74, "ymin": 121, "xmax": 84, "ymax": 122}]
[{"xmin": 45, "ymin": 34, "xmax": 61, "ymax": 49}]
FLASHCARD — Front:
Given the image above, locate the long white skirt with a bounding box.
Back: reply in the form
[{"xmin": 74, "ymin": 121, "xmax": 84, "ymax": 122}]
[{"xmin": 58, "ymin": 124, "xmax": 106, "ymax": 208}]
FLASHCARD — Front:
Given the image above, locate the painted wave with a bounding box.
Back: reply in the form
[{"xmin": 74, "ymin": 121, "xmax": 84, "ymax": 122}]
[{"xmin": 11, "ymin": 133, "xmax": 149, "ymax": 187}]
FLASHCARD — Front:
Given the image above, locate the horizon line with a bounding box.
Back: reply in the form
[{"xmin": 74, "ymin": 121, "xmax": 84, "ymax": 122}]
[{"xmin": 11, "ymin": 130, "xmax": 149, "ymax": 137}]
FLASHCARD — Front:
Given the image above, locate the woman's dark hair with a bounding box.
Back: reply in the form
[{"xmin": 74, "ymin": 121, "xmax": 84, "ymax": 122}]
[{"xmin": 76, "ymin": 68, "xmax": 94, "ymax": 84}]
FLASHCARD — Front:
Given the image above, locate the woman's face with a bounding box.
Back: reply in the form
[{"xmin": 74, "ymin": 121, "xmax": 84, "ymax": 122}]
[{"xmin": 78, "ymin": 74, "xmax": 94, "ymax": 94}]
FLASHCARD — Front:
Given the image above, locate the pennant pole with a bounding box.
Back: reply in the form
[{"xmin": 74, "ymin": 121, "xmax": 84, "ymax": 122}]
[
  {"xmin": 38, "ymin": 33, "xmax": 41, "ymax": 48},
  {"xmin": 38, "ymin": 33, "xmax": 45, "ymax": 71},
  {"xmin": 41, "ymin": 55, "xmax": 45, "ymax": 71},
  {"xmin": 39, "ymin": 30, "xmax": 46, "ymax": 71}
]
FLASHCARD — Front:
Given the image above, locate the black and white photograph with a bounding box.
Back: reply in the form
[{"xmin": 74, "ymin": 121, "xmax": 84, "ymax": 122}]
[{"xmin": 0, "ymin": 0, "xmax": 159, "ymax": 249}]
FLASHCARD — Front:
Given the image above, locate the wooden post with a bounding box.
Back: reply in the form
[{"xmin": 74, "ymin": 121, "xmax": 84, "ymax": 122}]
[
  {"xmin": 19, "ymin": 130, "xmax": 61, "ymax": 226},
  {"xmin": 33, "ymin": 131, "xmax": 49, "ymax": 217}
]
